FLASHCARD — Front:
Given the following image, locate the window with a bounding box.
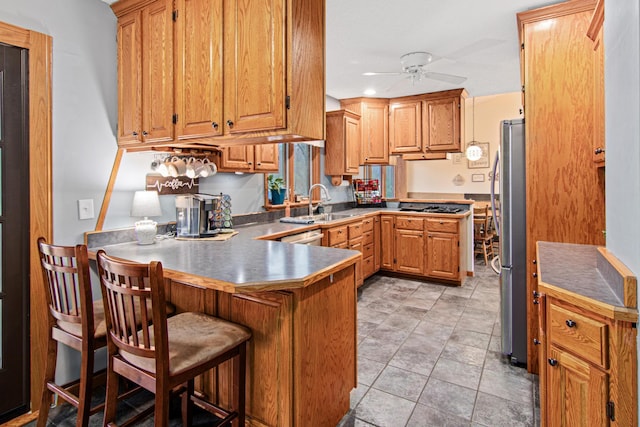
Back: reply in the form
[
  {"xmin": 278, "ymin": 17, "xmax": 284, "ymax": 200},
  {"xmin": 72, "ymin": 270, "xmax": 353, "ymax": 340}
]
[
  {"xmin": 265, "ymin": 143, "xmax": 320, "ymax": 207},
  {"xmin": 365, "ymin": 165, "xmax": 395, "ymax": 199}
]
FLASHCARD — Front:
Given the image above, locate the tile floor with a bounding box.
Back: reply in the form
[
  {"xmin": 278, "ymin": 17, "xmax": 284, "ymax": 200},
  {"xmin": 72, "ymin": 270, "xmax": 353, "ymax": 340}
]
[
  {"xmin": 337, "ymin": 261, "xmax": 538, "ymax": 427},
  {"xmin": 31, "ymin": 261, "xmax": 538, "ymax": 427}
]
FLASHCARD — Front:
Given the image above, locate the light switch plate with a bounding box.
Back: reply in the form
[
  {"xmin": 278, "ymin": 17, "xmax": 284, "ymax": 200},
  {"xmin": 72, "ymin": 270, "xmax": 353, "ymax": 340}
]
[{"xmin": 78, "ymin": 199, "xmax": 94, "ymax": 220}]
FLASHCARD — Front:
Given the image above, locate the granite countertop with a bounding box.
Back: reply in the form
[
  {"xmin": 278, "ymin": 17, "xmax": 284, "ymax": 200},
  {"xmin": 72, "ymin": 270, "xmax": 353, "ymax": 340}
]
[{"xmin": 536, "ymin": 241, "xmax": 637, "ymax": 320}]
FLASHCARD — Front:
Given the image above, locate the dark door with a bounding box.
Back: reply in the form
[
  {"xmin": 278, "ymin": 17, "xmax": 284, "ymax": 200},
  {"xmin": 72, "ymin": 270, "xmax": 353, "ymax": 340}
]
[{"xmin": 0, "ymin": 43, "xmax": 30, "ymax": 422}]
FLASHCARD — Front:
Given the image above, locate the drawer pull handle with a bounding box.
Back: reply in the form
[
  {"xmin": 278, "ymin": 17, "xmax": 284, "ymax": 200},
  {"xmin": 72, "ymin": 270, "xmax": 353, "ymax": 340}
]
[
  {"xmin": 548, "ymin": 358, "xmax": 558, "ymax": 367},
  {"xmin": 565, "ymin": 319, "xmax": 576, "ymax": 328}
]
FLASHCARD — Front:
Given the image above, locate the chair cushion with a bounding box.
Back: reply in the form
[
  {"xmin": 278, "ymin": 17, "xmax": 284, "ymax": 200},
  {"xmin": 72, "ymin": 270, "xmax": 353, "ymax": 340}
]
[
  {"xmin": 119, "ymin": 312, "xmax": 251, "ymax": 376},
  {"xmin": 56, "ymin": 300, "xmax": 176, "ymax": 340}
]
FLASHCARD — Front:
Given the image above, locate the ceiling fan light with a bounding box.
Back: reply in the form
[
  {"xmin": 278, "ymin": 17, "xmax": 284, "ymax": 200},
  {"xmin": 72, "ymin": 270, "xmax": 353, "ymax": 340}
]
[{"xmin": 466, "ymin": 144, "xmax": 483, "ymax": 161}]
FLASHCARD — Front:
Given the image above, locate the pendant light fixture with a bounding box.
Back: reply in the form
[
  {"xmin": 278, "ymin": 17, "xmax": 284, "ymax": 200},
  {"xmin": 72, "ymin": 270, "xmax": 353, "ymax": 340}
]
[{"xmin": 466, "ymin": 97, "xmax": 483, "ymax": 161}]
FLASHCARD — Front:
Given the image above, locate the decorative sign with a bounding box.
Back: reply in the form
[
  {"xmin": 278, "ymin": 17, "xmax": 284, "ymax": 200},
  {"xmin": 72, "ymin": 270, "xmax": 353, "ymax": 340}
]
[{"xmin": 146, "ymin": 174, "xmax": 199, "ymax": 195}]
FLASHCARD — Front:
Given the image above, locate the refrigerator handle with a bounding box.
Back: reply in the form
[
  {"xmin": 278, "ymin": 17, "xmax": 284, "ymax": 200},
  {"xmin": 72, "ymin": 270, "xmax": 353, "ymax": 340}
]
[{"xmin": 490, "ymin": 149, "xmax": 500, "ymax": 237}]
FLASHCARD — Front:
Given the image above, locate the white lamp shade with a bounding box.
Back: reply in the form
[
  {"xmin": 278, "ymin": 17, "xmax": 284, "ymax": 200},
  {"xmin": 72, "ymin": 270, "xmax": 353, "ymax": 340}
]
[
  {"xmin": 466, "ymin": 144, "xmax": 483, "ymax": 161},
  {"xmin": 131, "ymin": 191, "xmax": 162, "ymax": 218}
]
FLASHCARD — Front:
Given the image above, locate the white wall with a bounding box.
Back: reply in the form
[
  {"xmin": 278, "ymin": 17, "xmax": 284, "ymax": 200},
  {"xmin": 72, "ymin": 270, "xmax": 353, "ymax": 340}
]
[
  {"xmin": 604, "ymin": 0, "xmax": 640, "ymax": 416},
  {"xmin": 407, "ymin": 92, "xmax": 522, "ymax": 196}
]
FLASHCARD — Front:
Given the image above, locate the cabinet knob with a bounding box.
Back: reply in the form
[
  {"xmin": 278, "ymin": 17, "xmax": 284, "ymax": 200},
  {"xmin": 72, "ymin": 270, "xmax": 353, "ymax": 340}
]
[
  {"xmin": 226, "ymin": 120, "xmax": 234, "ymax": 128},
  {"xmin": 132, "ymin": 131, "xmax": 138, "ymax": 136},
  {"xmin": 257, "ymin": 162, "xmax": 261, "ymax": 166},
  {"xmin": 532, "ymin": 259, "xmax": 537, "ymax": 265},
  {"xmin": 532, "ymin": 272, "xmax": 537, "ymax": 278},
  {"xmin": 548, "ymin": 358, "xmax": 558, "ymax": 367},
  {"xmin": 533, "ymin": 299, "xmax": 539, "ymax": 305},
  {"xmin": 248, "ymin": 162, "xmax": 252, "ymax": 165},
  {"xmin": 594, "ymin": 147, "xmax": 604, "ymax": 155},
  {"xmin": 212, "ymin": 122, "xmax": 219, "ymax": 129},
  {"xmin": 533, "ymin": 338, "xmax": 541, "ymax": 345},
  {"xmin": 142, "ymin": 131, "xmax": 148, "ymax": 136},
  {"xmin": 565, "ymin": 319, "xmax": 576, "ymax": 328}
]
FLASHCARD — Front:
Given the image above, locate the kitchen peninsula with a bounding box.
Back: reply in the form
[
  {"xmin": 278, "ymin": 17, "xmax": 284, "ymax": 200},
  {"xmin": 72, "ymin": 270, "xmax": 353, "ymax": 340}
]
[{"xmin": 87, "ymin": 223, "xmax": 360, "ymax": 427}]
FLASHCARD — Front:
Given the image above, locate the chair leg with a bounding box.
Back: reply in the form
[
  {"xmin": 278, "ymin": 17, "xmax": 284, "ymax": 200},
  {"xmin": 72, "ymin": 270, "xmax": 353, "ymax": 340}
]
[
  {"xmin": 75, "ymin": 345, "xmax": 95, "ymax": 427},
  {"xmin": 181, "ymin": 379, "xmax": 194, "ymax": 427},
  {"xmin": 102, "ymin": 358, "xmax": 119, "ymax": 427},
  {"xmin": 154, "ymin": 389, "xmax": 170, "ymax": 427},
  {"xmin": 37, "ymin": 330, "xmax": 58, "ymax": 427},
  {"xmin": 236, "ymin": 343, "xmax": 247, "ymax": 427},
  {"xmin": 483, "ymin": 241, "xmax": 489, "ymax": 265}
]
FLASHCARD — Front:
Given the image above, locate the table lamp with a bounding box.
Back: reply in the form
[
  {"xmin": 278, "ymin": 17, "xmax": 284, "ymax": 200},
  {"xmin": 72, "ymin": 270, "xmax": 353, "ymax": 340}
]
[{"xmin": 131, "ymin": 190, "xmax": 162, "ymax": 245}]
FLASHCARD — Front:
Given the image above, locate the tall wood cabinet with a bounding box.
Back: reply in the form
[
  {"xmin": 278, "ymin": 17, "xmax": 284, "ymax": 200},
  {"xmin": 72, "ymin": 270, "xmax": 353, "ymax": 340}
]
[
  {"xmin": 517, "ymin": 0, "xmax": 606, "ymax": 373},
  {"xmin": 339, "ymin": 98, "xmax": 389, "ymax": 164},
  {"xmin": 111, "ymin": 0, "xmax": 325, "ymax": 149}
]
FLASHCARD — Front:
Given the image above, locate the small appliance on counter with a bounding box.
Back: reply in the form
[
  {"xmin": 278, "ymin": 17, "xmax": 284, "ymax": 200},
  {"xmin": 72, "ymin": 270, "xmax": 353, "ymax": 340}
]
[{"xmin": 175, "ymin": 194, "xmax": 223, "ymax": 238}]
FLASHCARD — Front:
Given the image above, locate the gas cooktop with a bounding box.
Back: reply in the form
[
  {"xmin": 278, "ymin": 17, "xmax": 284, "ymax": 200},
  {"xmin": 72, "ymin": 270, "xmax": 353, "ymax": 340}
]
[{"xmin": 398, "ymin": 203, "xmax": 465, "ymax": 214}]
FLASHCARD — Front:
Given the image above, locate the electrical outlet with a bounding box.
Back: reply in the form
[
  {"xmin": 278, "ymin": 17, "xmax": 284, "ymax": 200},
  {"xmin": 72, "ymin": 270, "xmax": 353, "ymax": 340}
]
[{"xmin": 78, "ymin": 199, "xmax": 94, "ymax": 220}]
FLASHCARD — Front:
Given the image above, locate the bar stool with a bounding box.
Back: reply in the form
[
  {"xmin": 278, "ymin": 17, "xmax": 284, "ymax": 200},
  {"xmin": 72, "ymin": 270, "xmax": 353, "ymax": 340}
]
[
  {"xmin": 96, "ymin": 250, "xmax": 251, "ymax": 427},
  {"xmin": 36, "ymin": 238, "xmax": 108, "ymax": 427},
  {"xmin": 473, "ymin": 206, "xmax": 495, "ymax": 265}
]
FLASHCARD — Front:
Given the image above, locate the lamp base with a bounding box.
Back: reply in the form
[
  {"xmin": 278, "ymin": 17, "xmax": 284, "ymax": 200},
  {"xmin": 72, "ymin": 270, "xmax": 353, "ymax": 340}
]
[{"xmin": 135, "ymin": 219, "xmax": 157, "ymax": 245}]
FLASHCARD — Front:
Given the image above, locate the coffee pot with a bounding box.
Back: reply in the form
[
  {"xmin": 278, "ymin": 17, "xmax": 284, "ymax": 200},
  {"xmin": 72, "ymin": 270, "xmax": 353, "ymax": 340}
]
[{"xmin": 175, "ymin": 194, "xmax": 222, "ymax": 238}]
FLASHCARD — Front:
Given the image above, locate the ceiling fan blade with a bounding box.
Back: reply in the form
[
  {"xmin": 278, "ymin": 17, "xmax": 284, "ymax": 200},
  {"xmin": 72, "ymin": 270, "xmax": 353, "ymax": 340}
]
[
  {"xmin": 362, "ymin": 71, "xmax": 403, "ymax": 76},
  {"xmin": 422, "ymin": 71, "xmax": 467, "ymax": 84},
  {"xmin": 383, "ymin": 75, "xmax": 412, "ymax": 93}
]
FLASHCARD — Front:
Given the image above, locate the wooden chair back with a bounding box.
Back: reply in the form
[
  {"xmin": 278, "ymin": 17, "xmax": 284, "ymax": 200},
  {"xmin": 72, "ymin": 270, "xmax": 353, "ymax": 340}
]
[
  {"xmin": 96, "ymin": 250, "xmax": 168, "ymax": 375},
  {"xmin": 473, "ymin": 206, "xmax": 491, "ymax": 240},
  {"xmin": 37, "ymin": 237, "xmax": 95, "ymax": 341}
]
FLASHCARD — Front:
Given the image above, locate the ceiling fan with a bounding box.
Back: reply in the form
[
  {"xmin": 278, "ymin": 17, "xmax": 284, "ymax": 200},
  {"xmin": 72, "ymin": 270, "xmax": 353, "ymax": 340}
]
[{"xmin": 363, "ymin": 51, "xmax": 467, "ymax": 86}]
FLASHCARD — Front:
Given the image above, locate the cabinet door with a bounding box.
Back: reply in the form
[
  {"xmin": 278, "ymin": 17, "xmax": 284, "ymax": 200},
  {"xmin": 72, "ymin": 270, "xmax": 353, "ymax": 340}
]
[
  {"xmin": 217, "ymin": 145, "xmax": 255, "ymax": 171},
  {"xmin": 389, "ymin": 101, "xmax": 422, "ymax": 153},
  {"xmin": 373, "ymin": 216, "xmax": 381, "ymax": 270},
  {"xmin": 380, "ymin": 216, "xmax": 395, "ymax": 270},
  {"xmin": 141, "ymin": 0, "xmax": 174, "ymax": 143},
  {"xmin": 592, "ymin": 28, "xmax": 605, "ymax": 165},
  {"xmin": 425, "ymin": 232, "xmax": 459, "ymax": 280},
  {"xmin": 116, "ymin": 10, "xmax": 142, "ymax": 144},
  {"xmin": 254, "ymin": 144, "xmax": 279, "ymax": 172},
  {"xmin": 547, "ymin": 346, "xmax": 608, "ymax": 427},
  {"xmin": 395, "ymin": 229, "xmax": 424, "ymax": 275},
  {"xmin": 345, "ymin": 115, "xmax": 361, "ymax": 173},
  {"xmin": 223, "ymin": 0, "xmax": 286, "ymax": 134},
  {"xmin": 175, "ymin": 0, "xmax": 223, "ymax": 140},
  {"xmin": 423, "ymin": 97, "xmax": 460, "ymax": 152},
  {"xmin": 362, "ymin": 102, "xmax": 389, "ymax": 164}
]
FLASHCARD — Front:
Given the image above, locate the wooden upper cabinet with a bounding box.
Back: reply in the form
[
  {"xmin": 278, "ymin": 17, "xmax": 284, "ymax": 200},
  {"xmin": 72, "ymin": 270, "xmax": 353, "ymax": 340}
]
[
  {"xmin": 116, "ymin": 0, "xmax": 174, "ymax": 145},
  {"xmin": 423, "ymin": 95, "xmax": 462, "ymax": 152},
  {"xmin": 325, "ymin": 110, "xmax": 361, "ymax": 177},
  {"xmin": 175, "ymin": 0, "xmax": 223, "ymax": 140},
  {"xmin": 112, "ymin": 0, "xmax": 325, "ymax": 149},
  {"xmin": 389, "ymin": 100, "xmax": 422, "ymax": 154},
  {"xmin": 587, "ymin": 0, "xmax": 605, "ymax": 166},
  {"xmin": 215, "ymin": 144, "xmax": 279, "ymax": 172},
  {"xmin": 116, "ymin": 9, "xmax": 142, "ymax": 145},
  {"xmin": 340, "ymin": 98, "xmax": 389, "ymax": 164},
  {"xmin": 223, "ymin": 0, "xmax": 286, "ymax": 134}
]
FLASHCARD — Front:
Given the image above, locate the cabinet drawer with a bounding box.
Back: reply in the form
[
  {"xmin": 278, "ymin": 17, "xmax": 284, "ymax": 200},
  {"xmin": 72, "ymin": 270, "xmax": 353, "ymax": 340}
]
[
  {"xmin": 363, "ymin": 230, "xmax": 374, "ymax": 245},
  {"xmin": 349, "ymin": 237, "xmax": 363, "ymax": 252},
  {"xmin": 363, "ymin": 256, "xmax": 375, "ymax": 278},
  {"xmin": 362, "ymin": 217, "xmax": 374, "ymax": 232},
  {"xmin": 549, "ymin": 303, "xmax": 608, "ymax": 368},
  {"xmin": 363, "ymin": 242, "xmax": 374, "ymax": 259},
  {"xmin": 328, "ymin": 226, "xmax": 348, "ymax": 246},
  {"xmin": 396, "ymin": 216, "xmax": 423, "ymax": 231},
  {"xmin": 348, "ymin": 222, "xmax": 364, "ymax": 239},
  {"xmin": 425, "ymin": 218, "xmax": 458, "ymax": 233},
  {"xmin": 332, "ymin": 241, "xmax": 349, "ymax": 249}
]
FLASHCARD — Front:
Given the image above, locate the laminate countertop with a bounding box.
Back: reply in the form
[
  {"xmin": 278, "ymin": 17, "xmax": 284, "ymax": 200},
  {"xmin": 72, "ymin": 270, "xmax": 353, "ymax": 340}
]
[
  {"xmin": 536, "ymin": 241, "xmax": 637, "ymax": 320},
  {"xmin": 86, "ymin": 207, "xmax": 471, "ymax": 294}
]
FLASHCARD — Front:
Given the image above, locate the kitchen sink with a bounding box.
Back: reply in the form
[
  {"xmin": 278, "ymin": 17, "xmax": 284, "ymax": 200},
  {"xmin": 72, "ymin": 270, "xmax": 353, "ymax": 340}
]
[{"xmin": 279, "ymin": 212, "xmax": 357, "ymax": 224}]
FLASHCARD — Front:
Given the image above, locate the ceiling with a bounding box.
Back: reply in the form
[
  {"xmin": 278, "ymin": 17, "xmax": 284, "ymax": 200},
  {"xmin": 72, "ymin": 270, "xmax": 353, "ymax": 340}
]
[{"xmin": 101, "ymin": 0, "xmax": 561, "ymax": 99}]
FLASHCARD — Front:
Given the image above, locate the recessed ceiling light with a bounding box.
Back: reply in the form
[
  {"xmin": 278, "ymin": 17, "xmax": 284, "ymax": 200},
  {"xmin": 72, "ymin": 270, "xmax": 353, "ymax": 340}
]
[{"xmin": 364, "ymin": 88, "xmax": 376, "ymax": 96}]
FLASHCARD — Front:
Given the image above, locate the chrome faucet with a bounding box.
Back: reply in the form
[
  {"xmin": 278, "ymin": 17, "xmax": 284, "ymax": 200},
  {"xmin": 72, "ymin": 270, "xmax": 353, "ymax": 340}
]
[{"xmin": 308, "ymin": 183, "xmax": 331, "ymax": 216}]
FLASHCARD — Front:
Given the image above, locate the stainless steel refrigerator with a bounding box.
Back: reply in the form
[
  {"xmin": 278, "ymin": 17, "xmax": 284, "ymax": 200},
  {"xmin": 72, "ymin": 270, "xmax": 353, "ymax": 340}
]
[{"xmin": 491, "ymin": 118, "xmax": 527, "ymax": 366}]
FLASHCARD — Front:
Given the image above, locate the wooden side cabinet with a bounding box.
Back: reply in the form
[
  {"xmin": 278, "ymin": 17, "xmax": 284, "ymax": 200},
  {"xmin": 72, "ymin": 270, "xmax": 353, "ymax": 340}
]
[
  {"xmin": 340, "ymin": 98, "xmax": 389, "ymax": 164},
  {"xmin": 325, "ymin": 110, "xmax": 361, "ymax": 177}
]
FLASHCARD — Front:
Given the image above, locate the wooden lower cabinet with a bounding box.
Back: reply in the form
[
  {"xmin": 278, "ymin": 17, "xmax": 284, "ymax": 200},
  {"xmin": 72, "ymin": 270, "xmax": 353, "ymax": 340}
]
[
  {"xmin": 323, "ymin": 219, "xmax": 373, "ymax": 287},
  {"xmin": 166, "ymin": 263, "xmax": 357, "ymax": 427},
  {"xmin": 380, "ymin": 214, "xmax": 463, "ymax": 284},
  {"xmin": 537, "ymin": 293, "xmax": 637, "ymax": 427}
]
